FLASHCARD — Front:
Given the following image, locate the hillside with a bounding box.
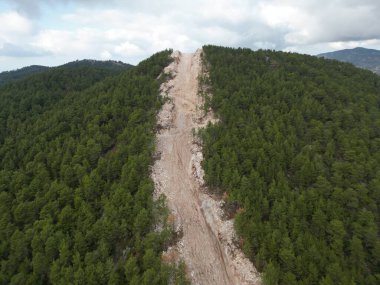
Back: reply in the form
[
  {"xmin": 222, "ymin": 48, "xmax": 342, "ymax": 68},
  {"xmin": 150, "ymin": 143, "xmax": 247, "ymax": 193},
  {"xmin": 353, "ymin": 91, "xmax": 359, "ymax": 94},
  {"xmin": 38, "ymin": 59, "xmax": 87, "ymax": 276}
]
[
  {"xmin": 0, "ymin": 60, "xmax": 133, "ymax": 87},
  {"xmin": 151, "ymin": 50, "xmax": 260, "ymax": 284},
  {"xmin": 202, "ymin": 45, "xmax": 380, "ymax": 285},
  {"xmin": 60, "ymin": 59, "xmax": 133, "ymax": 72},
  {"xmin": 0, "ymin": 51, "xmax": 189, "ymax": 284},
  {"xmin": 0, "ymin": 65, "xmax": 49, "ymax": 86},
  {"xmin": 318, "ymin": 47, "xmax": 380, "ymax": 75},
  {"xmin": 1, "ymin": 45, "xmax": 380, "ymax": 285}
]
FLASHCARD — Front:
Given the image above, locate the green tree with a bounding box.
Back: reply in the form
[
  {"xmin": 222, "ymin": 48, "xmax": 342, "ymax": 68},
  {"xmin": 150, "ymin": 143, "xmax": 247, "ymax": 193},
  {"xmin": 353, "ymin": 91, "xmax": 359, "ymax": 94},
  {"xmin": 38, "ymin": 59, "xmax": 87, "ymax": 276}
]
[{"xmin": 263, "ymin": 262, "xmax": 279, "ymax": 285}]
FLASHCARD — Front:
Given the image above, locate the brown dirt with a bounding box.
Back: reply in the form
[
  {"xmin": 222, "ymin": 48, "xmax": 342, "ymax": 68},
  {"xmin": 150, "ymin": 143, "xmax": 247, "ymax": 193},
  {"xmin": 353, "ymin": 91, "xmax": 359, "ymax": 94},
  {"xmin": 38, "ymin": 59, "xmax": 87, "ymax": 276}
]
[{"xmin": 152, "ymin": 49, "xmax": 261, "ymax": 285}]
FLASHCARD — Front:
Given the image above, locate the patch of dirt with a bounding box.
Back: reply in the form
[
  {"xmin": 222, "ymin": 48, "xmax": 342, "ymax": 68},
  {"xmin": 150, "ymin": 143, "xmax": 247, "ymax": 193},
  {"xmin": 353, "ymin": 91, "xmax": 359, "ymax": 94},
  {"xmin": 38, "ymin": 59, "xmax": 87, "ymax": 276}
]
[{"xmin": 152, "ymin": 49, "xmax": 261, "ymax": 285}]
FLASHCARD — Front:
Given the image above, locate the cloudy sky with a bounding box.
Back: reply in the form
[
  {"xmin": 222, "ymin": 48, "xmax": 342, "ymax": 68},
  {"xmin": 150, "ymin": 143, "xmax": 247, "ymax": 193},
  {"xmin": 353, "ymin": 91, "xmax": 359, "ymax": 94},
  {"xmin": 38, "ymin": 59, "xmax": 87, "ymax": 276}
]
[{"xmin": 0, "ymin": 0, "xmax": 379, "ymax": 71}]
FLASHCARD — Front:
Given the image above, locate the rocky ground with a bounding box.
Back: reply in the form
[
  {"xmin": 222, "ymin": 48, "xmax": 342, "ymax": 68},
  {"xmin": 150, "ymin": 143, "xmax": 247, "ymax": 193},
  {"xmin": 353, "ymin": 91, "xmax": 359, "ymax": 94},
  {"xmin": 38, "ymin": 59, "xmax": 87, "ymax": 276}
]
[{"xmin": 152, "ymin": 49, "xmax": 261, "ymax": 285}]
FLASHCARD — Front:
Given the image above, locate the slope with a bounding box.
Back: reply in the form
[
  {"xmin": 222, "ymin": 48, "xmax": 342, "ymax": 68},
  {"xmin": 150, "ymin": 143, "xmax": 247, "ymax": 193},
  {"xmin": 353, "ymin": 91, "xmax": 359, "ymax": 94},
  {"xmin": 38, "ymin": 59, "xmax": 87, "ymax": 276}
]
[
  {"xmin": 0, "ymin": 51, "xmax": 187, "ymax": 284},
  {"xmin": 0, "ymin": 60, "xmax": 132, "ymax": 87},
  {"xmin": 318, "ymin": 47, "xmax": 380, "ymax": 75},
  {"xmin": 202, "ymin": 45, "xmax": 380, "ymax": 285},
  {"xmin": 0, "ymin": 65, "xmax": 49, "ymax": 86},
  {"xmin": 0, "ymin": 60, "xmax": 132, "ymax": 145},
  {"xmin": 153, "ymin": 50, "xmax": 260, "ymax": 285},
  {"xmin": 61, "ymin": 59, "xmax": 132, "ymax": 71}
]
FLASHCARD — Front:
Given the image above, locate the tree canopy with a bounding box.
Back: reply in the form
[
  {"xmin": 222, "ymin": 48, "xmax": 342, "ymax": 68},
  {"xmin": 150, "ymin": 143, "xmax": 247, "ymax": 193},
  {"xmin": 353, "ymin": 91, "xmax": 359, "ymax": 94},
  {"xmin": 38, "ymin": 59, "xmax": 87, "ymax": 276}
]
[
  {"xmin": 202, "ymin": 45, "xmax": 380, "ymax": 285},
  {"xmin": 0, "ymin": 51, "xmax": 188, "ymax": 284}
]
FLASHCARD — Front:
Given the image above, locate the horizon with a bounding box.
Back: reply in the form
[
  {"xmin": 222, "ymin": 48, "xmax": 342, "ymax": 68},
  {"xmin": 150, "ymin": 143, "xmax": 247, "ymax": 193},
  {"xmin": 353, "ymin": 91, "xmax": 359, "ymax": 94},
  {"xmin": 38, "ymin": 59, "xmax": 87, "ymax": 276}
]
[
  {"xmin": 2, "ymin": 45, "xmax": 380, "ymax": 74},
  {"xmin": 1, "ymin": 0, "xmax": 380, "ymax": 72}
]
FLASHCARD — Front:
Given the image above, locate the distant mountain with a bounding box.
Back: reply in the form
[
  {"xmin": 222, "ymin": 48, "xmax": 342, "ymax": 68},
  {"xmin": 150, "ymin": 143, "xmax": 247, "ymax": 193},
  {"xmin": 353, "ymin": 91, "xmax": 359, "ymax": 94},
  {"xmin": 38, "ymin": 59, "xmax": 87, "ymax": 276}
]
[
  {"xmin": 60, "ymin": 59, "xmax": 133, "ymax": 71},
  {"xmin": 318, "ymin": 47, "xmax": 380, "ymax": 75},
  {"xmin": 0, "ymin": 60, "xmax": 133, "ymax": 86},
  {"xmin": 0, "ymin": 65, "xmax": 49, "ymax": 86}
]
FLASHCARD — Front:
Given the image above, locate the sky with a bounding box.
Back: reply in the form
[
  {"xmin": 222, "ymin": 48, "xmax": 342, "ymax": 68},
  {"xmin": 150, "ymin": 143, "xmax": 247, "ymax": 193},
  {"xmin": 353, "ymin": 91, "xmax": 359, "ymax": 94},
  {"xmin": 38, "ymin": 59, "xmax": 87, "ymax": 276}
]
[{"xmin": 0, "ymin": 0, "xmax": 380, "ymax": 71}]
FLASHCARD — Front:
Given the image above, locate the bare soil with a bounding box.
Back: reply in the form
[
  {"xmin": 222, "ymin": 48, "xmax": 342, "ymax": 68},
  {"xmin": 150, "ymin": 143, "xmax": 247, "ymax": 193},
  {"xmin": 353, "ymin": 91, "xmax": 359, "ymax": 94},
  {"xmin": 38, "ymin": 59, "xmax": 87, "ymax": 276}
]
[{"xmin": 152, "ymin": 49, "xmax": 261, "ymax": 285}]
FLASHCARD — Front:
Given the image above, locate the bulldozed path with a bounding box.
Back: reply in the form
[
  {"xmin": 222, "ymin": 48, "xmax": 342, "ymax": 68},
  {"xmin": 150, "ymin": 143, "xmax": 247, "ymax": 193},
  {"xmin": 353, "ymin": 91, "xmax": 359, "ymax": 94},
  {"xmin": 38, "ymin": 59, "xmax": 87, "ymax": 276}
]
[{"xmin": 152, "ymin": 50, "xmax": 261, "ymax": 285}]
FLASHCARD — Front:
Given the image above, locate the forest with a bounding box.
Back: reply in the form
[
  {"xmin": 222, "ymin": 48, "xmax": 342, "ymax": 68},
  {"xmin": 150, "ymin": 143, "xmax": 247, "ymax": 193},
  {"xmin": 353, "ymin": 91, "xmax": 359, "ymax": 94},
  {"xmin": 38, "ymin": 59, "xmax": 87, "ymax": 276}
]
[
  {"xmin": 0, "ymin": 65, "xmax": 49, "ymax": 87},
  {"xmin": 201, "ymin": 45, "xmax": 380, "ymax": 285},
  {"xmin": 0, "ymin": 51, "xmax": 188, "ymax": 284},
  {"xmin": 0, "ymin": 60, "xmax": 132, "ymax": 87}
]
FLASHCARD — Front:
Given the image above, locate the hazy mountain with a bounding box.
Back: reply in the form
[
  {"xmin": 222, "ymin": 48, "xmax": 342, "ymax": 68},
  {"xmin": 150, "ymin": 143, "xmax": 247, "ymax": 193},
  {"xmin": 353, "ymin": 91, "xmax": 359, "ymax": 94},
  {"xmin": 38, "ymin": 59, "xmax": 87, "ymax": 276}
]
[
  {"xmin": 318, "ymin": 47, "xmax": 380, "ymax": 75},
  {"xmin": 0, "ymin": 60, "xmax": 133, "ymax": 86},
  {"xmin": 0, "ymin": 65, "xmax": 49, "ymax": 86},
  {"xmin": 60, "ymin": 59, "xmax": 133, "ymax": 71}
]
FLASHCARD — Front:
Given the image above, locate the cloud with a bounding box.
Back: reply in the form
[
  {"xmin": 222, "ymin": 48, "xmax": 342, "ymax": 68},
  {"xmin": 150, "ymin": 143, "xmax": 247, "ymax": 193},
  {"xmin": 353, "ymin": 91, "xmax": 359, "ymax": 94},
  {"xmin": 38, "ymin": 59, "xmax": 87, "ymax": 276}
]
[
  {"xmin": 0, "ymin": 11, "xmax": 45, "ymax": 59},
  {"xmin": 328, "ymin": 39, "xmax": 380, "ymax": 50},
  {"xmin": 100, "ymin": 50, "xmax": 112, "ymax": 60},
  {"xmin": 114, "ymin": 42, "xmax": 143, "ymax": 57},
  {"xmin": 39, "ymin": 8, "xmax": 204, "ymax": 61},
  {"xmin": 6, "ymin": 0, "xmax": 109, "ymax": 17},
  {"xmin": 33, "ymin": 28, "xmax": 102, "ymax": 55},
  {"xmin": 1, "ymin": 0, "xmax": 380, "ymax": 71},
  {"xmin": 0, "ymin": 11, "xmax": 33, "ymax": 41},
  {"xmin": 258, "ymin": 0, "xmax": 380, "ymax": 45},
  {"xmin": 0, "ymin": 42, "xmax": 50, "ymax": 57}
]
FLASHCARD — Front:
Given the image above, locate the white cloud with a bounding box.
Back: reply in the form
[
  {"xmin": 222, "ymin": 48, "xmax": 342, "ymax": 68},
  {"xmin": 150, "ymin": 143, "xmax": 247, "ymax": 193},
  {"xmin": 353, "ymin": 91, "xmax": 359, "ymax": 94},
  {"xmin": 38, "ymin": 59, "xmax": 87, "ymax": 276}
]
[
  {"xmin": 100, "ymin": 50, "xmax": 112, "ymax": 60},
  {"xmin": 33, "ymin": 29, "xmax": 79, "ymax": 54},
  {"xmin": 50, "ymin": 8, "xmax": 203, "ymax": 60},
  {"xmin": 1, "ymin": 0, "xmax": 380, "ymax": 71},
  {"xmin": 0, "ymin": 42, "xmax": 50, "ymax": 57},
  {"xmin": 114, "ymin": 42, "xmax": 142, "ymax": 57},
  {"xmin": 329, "ymin": 39, "xmax": 380, "ymax": 50},
  {"xmin": 0, "ymin": 11, "xmax": 33, "ymax": 42},
  {"xmin": 258, "ymin": 0, "xmax": 380, "ymax": 45}
]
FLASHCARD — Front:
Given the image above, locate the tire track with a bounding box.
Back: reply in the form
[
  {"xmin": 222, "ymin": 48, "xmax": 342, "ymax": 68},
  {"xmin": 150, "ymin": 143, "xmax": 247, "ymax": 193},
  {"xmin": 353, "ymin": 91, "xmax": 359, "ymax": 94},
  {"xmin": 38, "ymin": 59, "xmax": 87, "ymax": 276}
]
[{"xmin": 152, "ymin": 49, "xmax": 261, "ymax": 285}]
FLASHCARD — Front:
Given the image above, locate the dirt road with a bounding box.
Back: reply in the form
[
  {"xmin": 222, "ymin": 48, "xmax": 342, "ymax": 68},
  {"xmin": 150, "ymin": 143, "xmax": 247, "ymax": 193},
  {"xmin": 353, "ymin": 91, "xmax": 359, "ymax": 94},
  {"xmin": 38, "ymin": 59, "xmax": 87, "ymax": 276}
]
[{"xmin": 152, "ymin": 50, "xmax": 261, "ymax": 285}]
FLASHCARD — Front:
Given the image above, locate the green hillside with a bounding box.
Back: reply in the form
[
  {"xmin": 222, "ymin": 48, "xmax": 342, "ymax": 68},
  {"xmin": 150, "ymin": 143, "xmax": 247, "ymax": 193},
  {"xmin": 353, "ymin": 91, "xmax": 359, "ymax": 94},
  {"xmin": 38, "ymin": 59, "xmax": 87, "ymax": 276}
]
[
  {"xmin": 0, "ymin": 51, "xmax": 188, "ymax": 284},
  {"xmin": 201, "ymin": 45, "xmax": 380, "ymax": 285},
  {"xmin": 60, "ymin": 59, "xmax": 133, "ymax": 71},
  {"xmin": 0, "ymin": 65, "xmax": 49, "ymax": 86},
  {"xmin": 0, "ymin": 60, "xmax": 132, "ymax": 87}
]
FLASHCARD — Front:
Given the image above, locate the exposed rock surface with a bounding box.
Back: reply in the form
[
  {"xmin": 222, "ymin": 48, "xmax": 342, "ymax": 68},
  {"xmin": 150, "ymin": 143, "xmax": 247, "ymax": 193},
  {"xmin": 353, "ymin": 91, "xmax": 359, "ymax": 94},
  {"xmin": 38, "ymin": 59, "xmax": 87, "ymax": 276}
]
[{"xmin": 152, "ymin": 49, "xmax": 261, "ymax": 285}]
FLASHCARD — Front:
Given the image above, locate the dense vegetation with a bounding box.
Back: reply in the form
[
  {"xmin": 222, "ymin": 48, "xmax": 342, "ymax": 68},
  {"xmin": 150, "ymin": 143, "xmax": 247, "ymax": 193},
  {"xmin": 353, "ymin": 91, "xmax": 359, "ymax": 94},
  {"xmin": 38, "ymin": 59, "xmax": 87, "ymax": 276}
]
[
  {"xmin": 0, "ymin": 51, "xmax": 188, "ymax": 284},
  {"xmin": 0, "ymin": 60, "xmax": 132, "ymax": 87},
  {"xmin": 202, "ymin": 45, "xmax": 380, "ymax": 285},
  {"xmin": 61, "ymin": 59, "xmax": 133, "ymax": 71},
  {"xmin": 0, "ymin": 65, "xmax": 49, "ymax": 86}
]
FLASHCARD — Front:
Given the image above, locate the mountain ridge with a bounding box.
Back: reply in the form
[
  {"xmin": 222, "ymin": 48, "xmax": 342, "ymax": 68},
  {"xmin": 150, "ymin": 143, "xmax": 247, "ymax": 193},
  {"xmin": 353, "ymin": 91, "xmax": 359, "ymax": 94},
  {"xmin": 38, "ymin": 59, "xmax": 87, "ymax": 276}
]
[
  {"xmin": 0, "ymin": 59, "xmax": 133, "ymax": 86},
  {"xmin": 318, "ymin": 47, "xmax": 380, "ymax": 75}
]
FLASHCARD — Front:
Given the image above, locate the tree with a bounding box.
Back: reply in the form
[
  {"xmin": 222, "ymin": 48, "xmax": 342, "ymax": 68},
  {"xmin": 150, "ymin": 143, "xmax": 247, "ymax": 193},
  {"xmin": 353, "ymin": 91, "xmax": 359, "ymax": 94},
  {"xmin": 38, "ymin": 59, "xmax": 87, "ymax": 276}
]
[
  {"xmin": 263, "ymin": 262, "xmax": 279, "ymax": 285},
  {"xmin": 125, "ymin": 256, "xmax": 139, "ymax": 282}
]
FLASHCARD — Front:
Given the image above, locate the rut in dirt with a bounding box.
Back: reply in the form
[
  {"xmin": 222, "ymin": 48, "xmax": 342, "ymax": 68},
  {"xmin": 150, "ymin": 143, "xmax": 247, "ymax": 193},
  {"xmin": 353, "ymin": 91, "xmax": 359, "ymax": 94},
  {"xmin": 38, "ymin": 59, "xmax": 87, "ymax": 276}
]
[{"xmin": 152, "ymin": 49, "xmax": 261, "ymax": 285}]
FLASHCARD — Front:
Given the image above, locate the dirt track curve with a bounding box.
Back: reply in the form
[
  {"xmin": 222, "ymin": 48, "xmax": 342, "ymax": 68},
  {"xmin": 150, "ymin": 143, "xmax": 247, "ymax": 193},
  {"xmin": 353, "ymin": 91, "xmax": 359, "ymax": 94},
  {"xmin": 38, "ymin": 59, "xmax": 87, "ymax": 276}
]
[{"xmin": 152, "ymin": 50, "xmax": 261, "ymax": 285}]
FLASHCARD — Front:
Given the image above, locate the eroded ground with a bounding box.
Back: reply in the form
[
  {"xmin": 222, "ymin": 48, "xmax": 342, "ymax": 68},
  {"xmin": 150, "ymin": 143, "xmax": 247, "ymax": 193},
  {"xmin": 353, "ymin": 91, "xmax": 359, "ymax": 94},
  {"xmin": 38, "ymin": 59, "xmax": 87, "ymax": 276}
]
[{"xmin": 152, "ymin": 50, "xmax": 261, "ymax": 285}]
